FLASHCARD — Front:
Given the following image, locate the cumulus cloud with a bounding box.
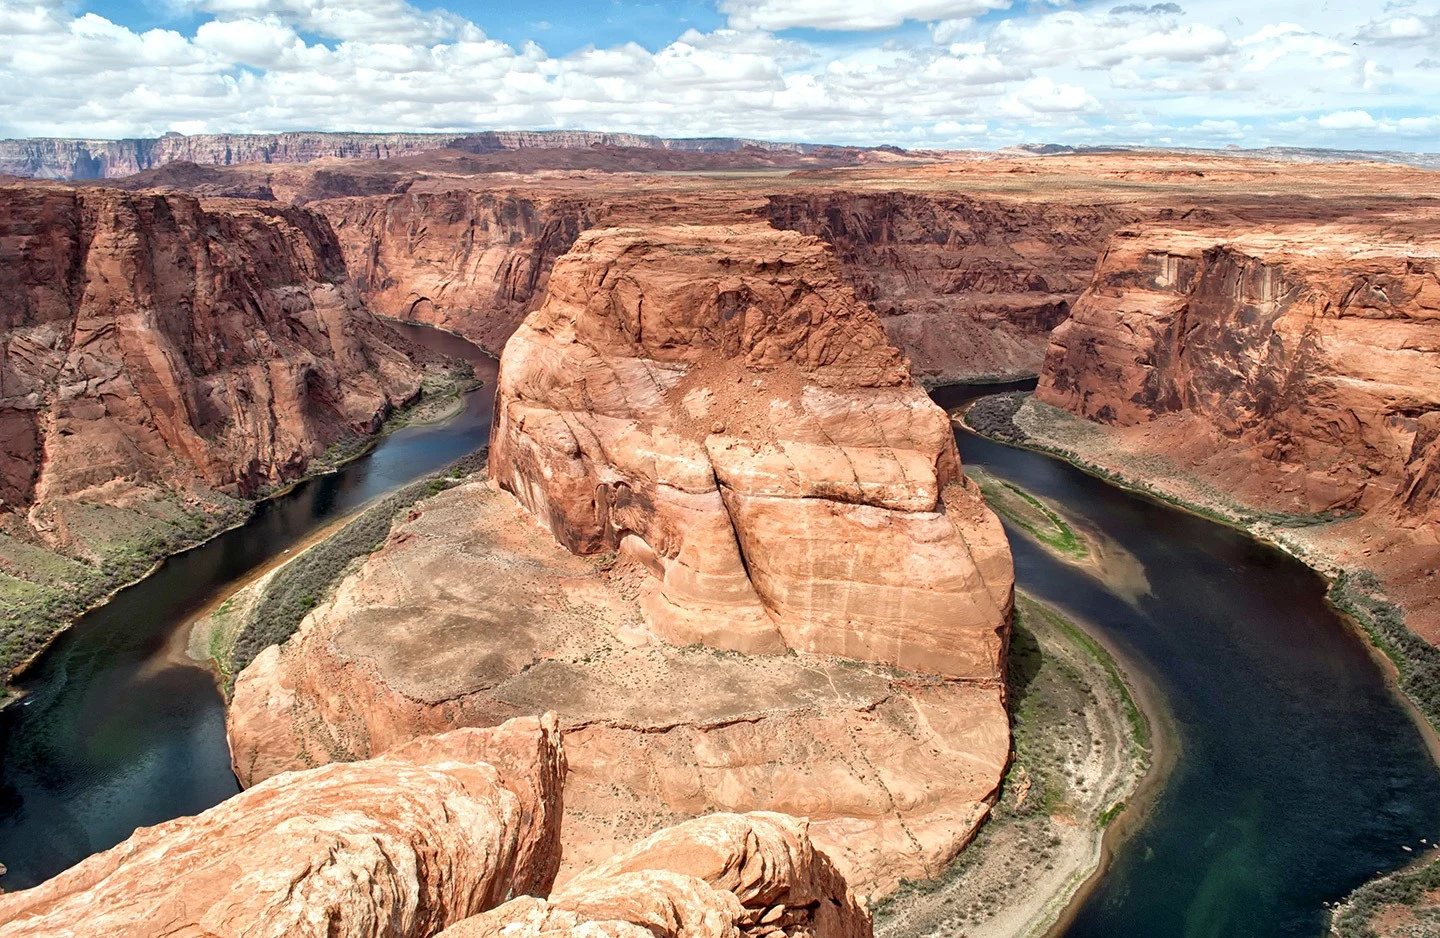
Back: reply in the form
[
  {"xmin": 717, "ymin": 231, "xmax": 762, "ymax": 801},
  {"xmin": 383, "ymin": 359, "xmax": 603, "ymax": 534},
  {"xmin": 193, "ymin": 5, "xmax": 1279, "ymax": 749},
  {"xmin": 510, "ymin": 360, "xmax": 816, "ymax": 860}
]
[
  {"xmin": 0, "ymin": 0, "xmax": 1438, "ymax": 151},
  {"xmin": 719, "ymin": 0, "xmax": 1011, "ymax": 32}
]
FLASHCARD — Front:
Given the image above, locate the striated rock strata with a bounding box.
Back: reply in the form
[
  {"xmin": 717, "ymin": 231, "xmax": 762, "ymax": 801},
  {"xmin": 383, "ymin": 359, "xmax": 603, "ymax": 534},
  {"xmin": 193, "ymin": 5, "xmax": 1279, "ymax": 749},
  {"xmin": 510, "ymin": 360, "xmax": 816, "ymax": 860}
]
[
  {"xmin": 1, "ymin": 184, "xmax": 421, "ymax": 511},
  {"xmin": 767, "ymin": 193, "xmax": 1121, "ymax": 383},
  {"xmin": 317, "ymin": 191, "xmax": 596, "ymax": 352},
  {"xmin": 227, "ymin": 477, "xmax": 1010, "ymax": 897},
  {"xmin": 0, "ymin": 718, "xmax": 564, "ymax": 938},
  {"xmin": 440, "ymin": 812, "xmax": 869, "ymax": 938},
  {"xmin": 1034, "ymin": 216, "xmax": 1440, "ymax": 640},
  {"xmin": 490, "ymin": 222, "xmax": 1012, "ymax": 677}
]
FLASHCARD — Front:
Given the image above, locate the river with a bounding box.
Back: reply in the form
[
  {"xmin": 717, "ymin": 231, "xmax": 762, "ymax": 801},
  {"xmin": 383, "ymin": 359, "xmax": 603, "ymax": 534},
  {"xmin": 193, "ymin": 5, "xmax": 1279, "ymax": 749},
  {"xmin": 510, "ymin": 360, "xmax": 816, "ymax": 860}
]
[
  {"xmin": 0, "ymin": 323, "xmax": 498, "ymax": 890},
  {"xmin": 1, "ymin": 364, "xmax": 1437, "ymax": 937},
  {"xmin": 933, "ymin": 382, "xmax": 1440, "ymax": 938}
]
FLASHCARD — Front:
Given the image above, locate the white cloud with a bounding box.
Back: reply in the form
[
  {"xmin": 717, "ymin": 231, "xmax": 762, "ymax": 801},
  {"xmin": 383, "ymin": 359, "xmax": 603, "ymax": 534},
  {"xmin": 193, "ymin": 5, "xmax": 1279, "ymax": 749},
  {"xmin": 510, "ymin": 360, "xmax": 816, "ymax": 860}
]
[
  {"xmin": 719, "ymin": 0, "xmax": 1010, "ymax": 32},
  {"xmin": 1316, "ymin": 109, "xmax": 1377, "ymax": 130},
  {"xmin": 0, "ymin": 0, "xmax": 1438, "ymax": 152}
]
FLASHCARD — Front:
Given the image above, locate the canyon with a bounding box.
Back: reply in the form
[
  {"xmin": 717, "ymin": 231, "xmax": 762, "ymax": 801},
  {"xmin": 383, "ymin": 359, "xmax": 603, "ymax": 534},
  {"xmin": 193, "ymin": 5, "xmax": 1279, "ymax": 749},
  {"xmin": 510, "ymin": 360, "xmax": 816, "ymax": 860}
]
[{"xmin": 4, "ymin": 143, "xmax": 1440, "ymax": 937}]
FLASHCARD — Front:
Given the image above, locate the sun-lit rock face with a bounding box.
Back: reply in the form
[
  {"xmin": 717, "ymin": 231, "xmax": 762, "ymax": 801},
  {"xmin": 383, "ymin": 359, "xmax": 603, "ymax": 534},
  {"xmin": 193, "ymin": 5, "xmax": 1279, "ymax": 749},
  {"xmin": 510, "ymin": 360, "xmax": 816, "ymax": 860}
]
[
  {"xmin": 438, "ymin": 813, "xmax": 871, "ymax": 938},
  {"xmin": 1039, "ymin": 223, "xmax": 1440, "ymax": 513},
  {"xmin": 489, "ymin": 222, "xmax": 1012, "ymax": 680},
  {"xmin": 0, "ymin": 718, "xmax": 565, "ymax": 938},
  {"xmin": 0, "ymin": 183, "xmax": 422, "ymax": 513}
]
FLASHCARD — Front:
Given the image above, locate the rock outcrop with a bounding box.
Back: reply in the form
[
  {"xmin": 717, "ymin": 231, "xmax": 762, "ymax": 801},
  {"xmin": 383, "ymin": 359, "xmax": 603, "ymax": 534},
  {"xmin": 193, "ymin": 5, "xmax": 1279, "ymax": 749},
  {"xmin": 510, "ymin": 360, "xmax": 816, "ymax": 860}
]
[
  {"xmin": 440, "ymin": 813, "xmax": 870, "ymax": 938},
  {"xmin": 0, "ymin": 718, "xmax": 565, "ymax": 938},
  {"xmin": 490, "ymin": 222, "xmax": 1012, "ymax": 677},
  {"xmin": 227, "ymin": 479, "xmax": 1010, "ymax": 896},
  {"xmin": 317, "ymin": 191, "xmax": 596, "ymax": 352},
  {"xmin": 767, "ymin": 193, "xmax": 1122, "ymax": 383}
]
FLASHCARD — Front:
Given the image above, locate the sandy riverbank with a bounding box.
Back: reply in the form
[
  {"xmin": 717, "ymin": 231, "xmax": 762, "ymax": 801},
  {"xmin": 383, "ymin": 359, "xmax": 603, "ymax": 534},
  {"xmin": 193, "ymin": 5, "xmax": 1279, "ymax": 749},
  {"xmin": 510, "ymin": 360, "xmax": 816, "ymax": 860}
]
[{"xmin": 875, "ymin": 592, "xmax": 1163, "ymax": 938}]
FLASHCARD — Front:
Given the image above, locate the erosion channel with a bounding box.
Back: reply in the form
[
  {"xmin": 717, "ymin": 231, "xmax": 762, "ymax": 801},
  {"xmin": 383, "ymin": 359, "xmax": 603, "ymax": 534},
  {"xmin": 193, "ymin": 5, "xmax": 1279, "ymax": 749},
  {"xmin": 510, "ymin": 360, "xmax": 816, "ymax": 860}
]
[{"xmin": 0, "ymin": 351, "xmax": 1436, "ymax": 938}]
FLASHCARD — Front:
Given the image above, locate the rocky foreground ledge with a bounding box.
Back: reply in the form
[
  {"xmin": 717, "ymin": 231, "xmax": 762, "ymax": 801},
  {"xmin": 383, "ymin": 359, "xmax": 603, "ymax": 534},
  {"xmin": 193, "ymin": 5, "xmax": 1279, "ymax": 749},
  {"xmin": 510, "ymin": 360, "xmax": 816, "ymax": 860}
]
[{"xmin": 0, "ymin": 716, "xmax": 870, "ymax": 938}]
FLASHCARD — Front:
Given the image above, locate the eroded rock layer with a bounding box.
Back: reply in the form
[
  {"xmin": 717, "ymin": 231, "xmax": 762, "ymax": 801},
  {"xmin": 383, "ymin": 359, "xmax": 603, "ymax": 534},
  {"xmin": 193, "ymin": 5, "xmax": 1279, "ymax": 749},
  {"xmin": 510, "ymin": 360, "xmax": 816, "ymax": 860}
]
[
  {"xmin": 767, "ymin": 193, "xmax": 1122, "ymax": 383},
  {"xmin": 1038, "ymin": 223, "xmax": 1440, "ymax": 513},
  {"xmin": 0, "ymin": 184, "xmax": 421, "ymax": 515},
  {"xmin": 0, "ymin": 718, "xmax": 564, "ymax": 938},
  {"xmin": 490, "ymin": 222, "xmax": 1012, "ymax": 678},
  {"xmin": 227, "ymin": 479, "xmax": 1010, "ymax": 897},
  {"xmin": 440, "ymin": 812, "xmax": 870, "ymax": 938},
  {"xmin": 317, "ymin": 191, "xmax": 596, "ymax": 352}
]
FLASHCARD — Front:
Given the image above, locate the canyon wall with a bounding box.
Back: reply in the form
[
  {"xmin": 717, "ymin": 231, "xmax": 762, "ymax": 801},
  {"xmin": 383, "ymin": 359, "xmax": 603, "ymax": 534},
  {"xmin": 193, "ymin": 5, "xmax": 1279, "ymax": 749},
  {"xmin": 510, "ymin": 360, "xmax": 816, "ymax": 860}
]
[
  {"xmin": 0, "ymin": 132, "xmax": 873, "ymax": 181},
  {"xmin": 0, "ymin": 184, "xmax": 421, "ymax": 520},
  {"xmin": 1038, "ymin": 223, "xmax": 1440, "ymax": 513},
  {"xmin": 315, "ymin": 191, "xmax": 597, "ymax": 352},
  {"xmin": 767, "ymin": 193, "xmax": 1123, "ymax": 383}
]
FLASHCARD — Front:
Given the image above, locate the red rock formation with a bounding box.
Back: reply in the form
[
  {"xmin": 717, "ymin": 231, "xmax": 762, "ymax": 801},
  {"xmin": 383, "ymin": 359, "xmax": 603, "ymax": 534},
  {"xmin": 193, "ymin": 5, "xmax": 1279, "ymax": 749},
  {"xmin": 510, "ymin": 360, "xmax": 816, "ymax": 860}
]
[
  {"xmin": 441, "ymin": 813, "xmax": 870, "ymax": 938},
  {"xmin": 768, "ymin": 193, "xmax": 1123, "ymax": 383},
  {"xmin": 0, "ymin": 182, "xmax": 421, "ymax": 516},
  {"xmin": 1038, "ymin": 222, "xmax": 1440, "ymax": 513},
  {"xmin": 490, "ymin": 222, "xmax": 1012, "ymax": 678},
  {"xmin": 0, "ymin": 718, "xmax": 564, "ymax": 938},
  {"xmin": 317, "ymin": 191, "xmax": 595, "ymax": 352},
  {"xmin": 226, "ymin": 478, "xmax": 1009, "ymax": 896}
]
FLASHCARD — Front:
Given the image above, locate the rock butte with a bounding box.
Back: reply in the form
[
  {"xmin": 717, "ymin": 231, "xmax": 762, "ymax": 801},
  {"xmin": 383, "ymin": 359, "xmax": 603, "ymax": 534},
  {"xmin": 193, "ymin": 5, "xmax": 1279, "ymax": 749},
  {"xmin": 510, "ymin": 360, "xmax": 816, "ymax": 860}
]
[
  {"xmin": 490, "ymin": 222, "xmax": 1012, "ymax": 675},
  {"xmin": 227, "ymin": 211, "xmax": 1014, "ymax": 901}
]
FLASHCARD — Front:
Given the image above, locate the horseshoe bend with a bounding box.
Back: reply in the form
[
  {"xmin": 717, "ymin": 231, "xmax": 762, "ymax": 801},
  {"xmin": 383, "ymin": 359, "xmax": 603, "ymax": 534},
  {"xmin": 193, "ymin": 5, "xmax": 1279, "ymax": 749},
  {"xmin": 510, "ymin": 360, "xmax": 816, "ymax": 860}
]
[{"xmin": 0, "ymin": 136, "xmax": 1438, "ymax": 938}]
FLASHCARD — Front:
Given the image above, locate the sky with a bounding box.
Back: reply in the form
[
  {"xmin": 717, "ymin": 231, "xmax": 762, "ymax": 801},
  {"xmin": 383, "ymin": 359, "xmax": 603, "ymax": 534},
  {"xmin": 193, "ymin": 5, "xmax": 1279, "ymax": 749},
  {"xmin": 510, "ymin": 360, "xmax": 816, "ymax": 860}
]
[{"xmin": 2, "ymin": 0, "xmax": 1439, "ymax": 150}]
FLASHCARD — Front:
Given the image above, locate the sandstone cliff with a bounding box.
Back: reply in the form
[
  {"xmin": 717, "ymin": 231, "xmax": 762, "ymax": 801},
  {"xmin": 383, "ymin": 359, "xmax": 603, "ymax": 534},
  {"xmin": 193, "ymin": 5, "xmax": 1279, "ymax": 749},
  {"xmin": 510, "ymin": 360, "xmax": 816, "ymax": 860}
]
[
  {"xmin": 767, "ymin": 193, "xmax": 1122, "ymax": 383},
  {"xmin": 441, "ymin": 813, "xmax": 870, "ymax": 938},
  {"xmin": 490, "ymin": 222, "xmax": 1012, "ymax": 676},
  {"xmin": 0, "ymin": 718, "xmax": 565, "ymax": 938},
  {"xmin": 0, "ymin": 183, "xmax": 421, "ymax": 675},
  {"xmin": 1038, "ymin": 222, "xmax": 1440, "ymax": 513},
  {"xmin": 316, "ymin": 191, "xmax": 596, "ymax": 352},
  {"xmin": 1031, "ymin": 214, "xmax": 1440, "ymax": 642}
]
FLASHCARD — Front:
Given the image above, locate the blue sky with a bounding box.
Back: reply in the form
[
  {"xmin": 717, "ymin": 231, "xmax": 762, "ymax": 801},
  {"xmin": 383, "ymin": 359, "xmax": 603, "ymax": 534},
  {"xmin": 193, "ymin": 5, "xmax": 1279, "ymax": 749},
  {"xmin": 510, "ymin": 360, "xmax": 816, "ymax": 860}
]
[{"xmin": 2, "ymin": 0, "xmax": 1439, "ymax": 150}]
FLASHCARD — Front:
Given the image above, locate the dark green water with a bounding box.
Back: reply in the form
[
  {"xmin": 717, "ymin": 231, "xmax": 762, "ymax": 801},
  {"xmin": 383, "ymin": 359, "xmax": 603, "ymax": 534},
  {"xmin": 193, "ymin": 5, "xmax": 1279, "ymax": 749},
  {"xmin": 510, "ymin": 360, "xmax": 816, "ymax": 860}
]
[
  {"xmin": 933, "ymin": 382, "xmax": 1440, "ymax": 938},
  {"xmin": 1, "ymin": 363, "xmax": 1436, "ymax": 938},
  {"xmin": 0, "ymin": 323, "xmax": 498, "ymax": 890}
]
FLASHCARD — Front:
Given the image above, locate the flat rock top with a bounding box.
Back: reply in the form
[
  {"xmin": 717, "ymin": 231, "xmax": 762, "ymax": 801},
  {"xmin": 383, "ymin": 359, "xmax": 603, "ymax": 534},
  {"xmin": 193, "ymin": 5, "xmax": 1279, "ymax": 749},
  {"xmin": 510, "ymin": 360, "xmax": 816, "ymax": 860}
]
[{"xmin": 323, "ymin": 480, "xmax": 896, "ymax": 723}]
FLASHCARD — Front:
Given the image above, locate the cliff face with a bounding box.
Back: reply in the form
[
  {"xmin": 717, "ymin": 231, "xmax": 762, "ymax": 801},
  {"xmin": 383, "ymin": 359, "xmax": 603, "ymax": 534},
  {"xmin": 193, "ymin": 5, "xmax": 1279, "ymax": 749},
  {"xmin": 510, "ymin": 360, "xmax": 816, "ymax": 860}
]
[
  {"xmin": 490, "ymin": 222, "xmax": 1012, "ymax": 677},
  {"xmin": 316, "ymin": 191, "xmax": 596, "ymax": 352},
  {"xmin": 766, "ymin": 193, "xmax": 1123, "ymax": 383},
  {"xmin": 0, "ymin": 185, "xmax": 421, "ymax": 517},
  {"xmin": 1038, "ymin": 224, "xmax": 1440, "ymax": 513},
  {"xmin": 0, "ymin": 132, "xmax": 880, "ymax": 181}
]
